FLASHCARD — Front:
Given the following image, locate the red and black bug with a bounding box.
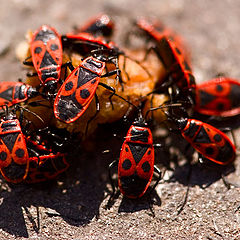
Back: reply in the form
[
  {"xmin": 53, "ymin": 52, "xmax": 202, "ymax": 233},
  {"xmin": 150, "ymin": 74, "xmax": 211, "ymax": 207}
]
[
  {"xmin": 157, "ymin": 37, "xmax": 195, "ymax": 92},
  {"xmin": 54, "ymin": 56, "xmax": 105, "ymax": 123},
  {"xmin": 62, "ymin": 31, "xmax": 121, "ymax": 60},
  {"xmin": 0, "ymin": 81, "xmax": 38, "ymax": 107},
  {"xmin": 194, "ymin": 77, "xmax": 240, "ymax": 117},
  {"xmin": 26, "ymin": 152, "xmax": 69, "ymax": 183},
  {"xmin": 23, "ymin": 126, "xmax": 72, "ymax": 183},
  {"xmin": 54, "ymin": 56, "xmax": 119, "ymax": 123},
  {"xmin": 166, "ymin": 112, "xmax": 236, "ymax": 165},
  {"xmin": 62, "ymin": 27, "xmax": 150, "ymax": 88},
  {"xmin": 25, "ymin": 25, "xmax": 63, "ymax": 92},
  {"xmin": 136, "ymin": 17, "xmax": 187, "ymax": 57},
  {"xmin": 135, "ymin": 18, "xmax": 195, "ymax": 102},
  {"xmin": 62, "ymin": 31, "xmax": 125, "ymax": 85},
  {"xmin": 108, "ymin": 115, "xmax": 161, "ymax": 200},
  {"xmin": 25, "ymin": 147, "xmax": 68, "ymax": 183},
  {"xmin": 0, "ymin": 111, "xmax": 29, "ymax": 183},
  {"xmin": 75, "ymin": 14, "xmax": 114, "ymax": 37}
]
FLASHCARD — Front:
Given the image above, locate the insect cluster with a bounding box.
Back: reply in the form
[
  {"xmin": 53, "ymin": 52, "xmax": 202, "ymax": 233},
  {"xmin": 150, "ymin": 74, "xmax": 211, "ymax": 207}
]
[{"xmin": 0, "ymin": 14, "xmax": 238, "ymax": 205}]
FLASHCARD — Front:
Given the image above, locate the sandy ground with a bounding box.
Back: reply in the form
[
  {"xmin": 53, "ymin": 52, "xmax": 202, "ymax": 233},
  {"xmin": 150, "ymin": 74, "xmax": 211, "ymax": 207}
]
[{"xmin": 0, "ymin": 0, "xmax": 240, "ymax": 239}]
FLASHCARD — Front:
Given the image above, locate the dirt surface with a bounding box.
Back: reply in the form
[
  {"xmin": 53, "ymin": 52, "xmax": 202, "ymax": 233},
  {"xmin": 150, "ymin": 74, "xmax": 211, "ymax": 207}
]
[{"xmin": 1, "ymin": 0, "xmax": 240, "ymax": 239}]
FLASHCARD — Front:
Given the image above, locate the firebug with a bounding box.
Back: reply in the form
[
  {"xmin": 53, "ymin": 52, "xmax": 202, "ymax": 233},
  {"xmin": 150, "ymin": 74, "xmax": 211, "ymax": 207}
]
[
  {"xmin": 0, "ymin": 81, "xmax": 38, "ymax": 107},
  {"xmin": 195, "ymin": 77, "xmax": 240, "ymax": 117}
]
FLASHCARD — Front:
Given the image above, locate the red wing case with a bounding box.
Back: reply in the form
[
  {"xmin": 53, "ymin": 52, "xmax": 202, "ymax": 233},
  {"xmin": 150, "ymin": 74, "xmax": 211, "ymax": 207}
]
[
  {"xmin": 195, "ymin": 77, "xmax": 240, "ymax": 117},
  {"xmin": 30, "ymin": 25, "xmax": 62, "ymax": 86},
  {"xmin": 181, "ymin": 119, "xmax": 236, "ymax": 165},
  {"xmin": 118, "ymin": 124, "xmax": 154, "ymax": 198},
  {"xmin": 0, "ymin": 119, "xmax": 29, "ymax": 183},
  {"xmin": 0, "ymin": 81, "xmax": 36, "ymax": 107},
  {"xmin": 54, "ymin": 56, "xmax": 105, "ymax": 123}
]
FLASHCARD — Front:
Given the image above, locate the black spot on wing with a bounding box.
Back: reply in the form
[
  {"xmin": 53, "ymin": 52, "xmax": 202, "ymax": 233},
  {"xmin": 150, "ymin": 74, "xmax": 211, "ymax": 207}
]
[
  {"xmin": 50, "ymin": 44, "xmax": 59, "ymax": 51},
  {"xmin": 13, "ymin": 86, "xmax": 21, "ymax": 101},
  {"xmin": 142, "ymin": 161, "xmax": 151, "ymax": 173},
  {"xmin": 0, "ymin": 151, "xmax": 7, "ymax": 161},
  {"xmin": 65, "ymin": 81, "xmax": 74, "ymax": 91},
  {"xmin": 34, "ymin": 47, "xmax": 42, "ymax": 54},
  {"xmin": 80, "ymin": 89, "xmax": 90, "ymax": 99},
  {"xmin": 213, "ymin": 134, "xmax": 222, "ymax": 142},
  {"xmin": 122, "ymin": 159, "xmax": 132, "ymax": 170},
  {"xmin": 216, "ymin": 84, "xmax": 223, "ymax": 92},
  {"xmin": 15, "ymin": 148, "xmax": 25, "ymax": 158}
]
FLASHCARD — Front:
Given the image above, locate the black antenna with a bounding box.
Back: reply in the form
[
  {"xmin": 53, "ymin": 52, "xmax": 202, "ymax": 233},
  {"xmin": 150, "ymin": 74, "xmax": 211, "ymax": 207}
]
[
  {"xmin": 144, "ymin": 103, "xmax": 182, "ymax": 120},
  {"xmin": 15, "ymin": 105, "xmax": 44, "ymax": 124}
]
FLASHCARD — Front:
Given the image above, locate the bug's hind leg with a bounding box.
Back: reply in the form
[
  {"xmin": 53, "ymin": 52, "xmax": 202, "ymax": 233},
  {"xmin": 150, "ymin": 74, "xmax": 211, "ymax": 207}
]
[
  {"xmin": 176, "ymin": 163, "xmax": 192, "ymax": 215},
  {"xmin": 105, "ymin": 160, "xmax": 119, "ymax": 209},
  {"xmin": 147, "ymin": 165, "xmax": 162, "ymax": 217}
]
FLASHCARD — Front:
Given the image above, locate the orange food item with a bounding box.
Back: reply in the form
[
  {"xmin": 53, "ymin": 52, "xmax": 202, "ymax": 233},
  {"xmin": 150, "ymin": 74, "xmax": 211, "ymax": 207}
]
[{"xmin": 17, "ymin": 36, "xmax": 167, "ymax": 138}]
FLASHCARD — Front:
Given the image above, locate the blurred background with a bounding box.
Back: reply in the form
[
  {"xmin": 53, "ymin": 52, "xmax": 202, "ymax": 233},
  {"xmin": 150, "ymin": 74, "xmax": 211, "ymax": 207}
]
[{"xmin": 0, "ymin": 0, "xmax": 240, "ymax": 239}]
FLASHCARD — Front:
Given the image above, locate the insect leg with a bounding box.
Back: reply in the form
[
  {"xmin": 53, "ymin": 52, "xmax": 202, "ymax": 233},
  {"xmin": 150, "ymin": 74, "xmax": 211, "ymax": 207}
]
[
  {"xmin": 27, "ymin": 72, "xmax": 38, "ymax": 77},
  {"xmin": 150, "ymin": 165, "xmax": 162, "ymax": 194},
  {"xmin": 85, "ymin": 93, "xmax": 100, "ymax": 136},
  {"xmin": 101, "ymin": 69, "xmax": 121, "ymax": 79},
  {"xmin": 23, "ymin": 206, "xmax": 40, "ymax": 233},
  {"xmin": 28, "ymin": 148, "xmax": 41, "ymax": 166},
  {"xmin": 122, "ymin": 56, "xmax": 130, "ymax": 82},
  {"xmin": 23, "ymin": 56, "xmax": 33, "ymax": 66},
  {"xmin": 61, "ymin": 61, "xmax": 75, "ymax": 71},
  {"xmin": 176, "ymin": 164, "xmax": 192, "ymax": 215},
  {"xmin": 105, "ymin": 160, "xmax": 118, "ymax": 209},
  {"xmin": 98, "ymin": 82, "xmax": 115, "ymax": 110}
]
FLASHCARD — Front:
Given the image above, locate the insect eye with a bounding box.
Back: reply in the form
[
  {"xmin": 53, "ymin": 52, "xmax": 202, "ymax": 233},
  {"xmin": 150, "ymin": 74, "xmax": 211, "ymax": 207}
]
[
  {"xmin": 50, "ymin": 44, "xmax": 59, "ymax": 51},
  {"xmin": 34, "ymin": 47, "xmax": 42, "ymax": 54},
  {"xmin": 65, "ymin": 81, "xmax": 73, "ymax": 91}
]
